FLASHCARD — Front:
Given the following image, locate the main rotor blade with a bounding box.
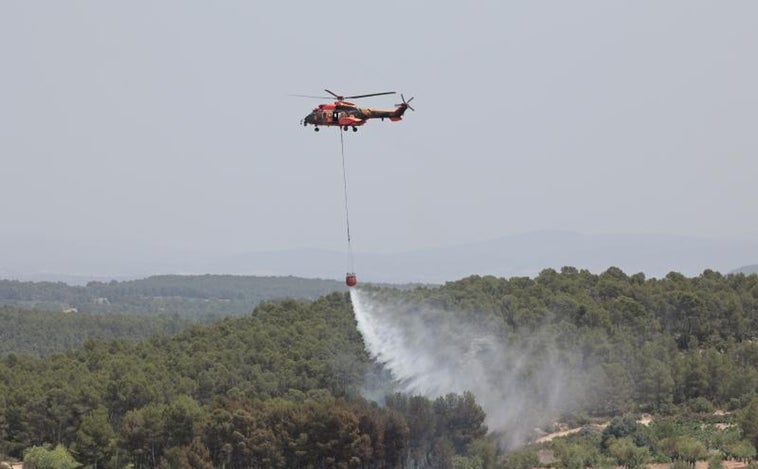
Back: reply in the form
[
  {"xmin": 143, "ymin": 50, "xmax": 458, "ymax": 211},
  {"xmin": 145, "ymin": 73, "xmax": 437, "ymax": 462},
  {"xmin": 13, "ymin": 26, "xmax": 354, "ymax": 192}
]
[
  {"xmin": 345, "ymin": 91, "xmax": 396, "ymax": 99},
  {"xmin": 324, "ymin": 89, "xmax": 342, "ymax": 99},
  {"xmin": 297, "ymin": 89, "xmax": 397, "ymax": 100},
  {"xmin": 290, "ymin": 94, "xmax": 333, "ymax": 99}
]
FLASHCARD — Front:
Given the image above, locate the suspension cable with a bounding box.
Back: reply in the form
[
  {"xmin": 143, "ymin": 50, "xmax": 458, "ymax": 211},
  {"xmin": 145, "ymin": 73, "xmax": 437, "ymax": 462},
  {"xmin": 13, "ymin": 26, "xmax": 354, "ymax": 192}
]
[{"xmin": 339, "ymin": 128, "xmax": 355, "ymax": 274}]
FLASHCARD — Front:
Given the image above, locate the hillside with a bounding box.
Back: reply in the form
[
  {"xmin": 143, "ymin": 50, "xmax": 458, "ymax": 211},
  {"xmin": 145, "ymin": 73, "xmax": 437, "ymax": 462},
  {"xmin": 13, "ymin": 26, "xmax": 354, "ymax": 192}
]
[
  {"xmin": 1, "ymin": 268, "xmax": 757, "ymax": 467},
  {"xmin": 0, "ymin": 293, "xmax": 492, "ymax": 467},
  {"xmin": 0, "ymin": 274, "xmax": 346, "ymax": 319},
  {"xmin": 358, "ymin": 268, "xmax": 758, "ymax": 418},
  {"xmin": 0, "ymin": 306, "xmax": 190, "ymax": 356}
]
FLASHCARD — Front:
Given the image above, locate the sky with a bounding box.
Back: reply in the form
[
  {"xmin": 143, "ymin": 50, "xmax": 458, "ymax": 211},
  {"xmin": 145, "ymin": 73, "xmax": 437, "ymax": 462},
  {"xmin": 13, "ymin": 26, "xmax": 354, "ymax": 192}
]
[{"xmin": 2, "ymin": 1, "xmax": 758, "ymax": 262}]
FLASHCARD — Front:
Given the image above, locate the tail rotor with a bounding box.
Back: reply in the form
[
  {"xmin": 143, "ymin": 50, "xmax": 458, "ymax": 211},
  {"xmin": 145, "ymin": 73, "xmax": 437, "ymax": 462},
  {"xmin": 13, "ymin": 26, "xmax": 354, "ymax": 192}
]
[{"xmin": 396, "ymin": 94, "xmax": 415, "ymax": 111}]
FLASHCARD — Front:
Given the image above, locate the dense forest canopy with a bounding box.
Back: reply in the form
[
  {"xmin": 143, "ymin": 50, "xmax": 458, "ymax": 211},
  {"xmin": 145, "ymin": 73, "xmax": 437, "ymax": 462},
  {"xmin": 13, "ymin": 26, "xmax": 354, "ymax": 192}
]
[
  {"xmin": 0, "ymin": 307, "xmax": 191, "ymax": 356},
  {"xmin": 0, "ymin": 267, "xmax": 757, "ymax": 468},
  {"xmin": 413, "ymin": 269, "xmax": 758, "ymax": 409}
]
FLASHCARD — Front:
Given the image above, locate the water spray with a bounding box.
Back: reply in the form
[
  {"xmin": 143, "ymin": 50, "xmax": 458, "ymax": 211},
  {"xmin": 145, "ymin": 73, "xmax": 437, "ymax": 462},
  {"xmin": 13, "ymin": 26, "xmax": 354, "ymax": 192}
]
[{"xmin": 349, "ymin": 287, "xmax": 576, "ymax": 449}]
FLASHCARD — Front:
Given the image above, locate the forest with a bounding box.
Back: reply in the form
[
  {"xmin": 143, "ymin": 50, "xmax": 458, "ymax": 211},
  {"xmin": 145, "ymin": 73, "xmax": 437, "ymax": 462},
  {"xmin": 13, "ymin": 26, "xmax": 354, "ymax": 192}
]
[
  {"xmin": 0, "ymin": 267, "xmax": 757, "ymax": 468},
  {"xmin": 0, "ymin": 307, "xmax": 191, "ymax": 356},
  {"xmin": 0, "ymin": 275, "xmax": 346, "ymax": 319}
]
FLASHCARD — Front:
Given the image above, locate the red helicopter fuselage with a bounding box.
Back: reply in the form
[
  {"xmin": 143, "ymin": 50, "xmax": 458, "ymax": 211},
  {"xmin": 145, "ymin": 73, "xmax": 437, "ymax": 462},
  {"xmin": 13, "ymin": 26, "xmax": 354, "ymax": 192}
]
[{"xmin": 302, "ymin": 101, "xmax": 408, "ymax": 132}]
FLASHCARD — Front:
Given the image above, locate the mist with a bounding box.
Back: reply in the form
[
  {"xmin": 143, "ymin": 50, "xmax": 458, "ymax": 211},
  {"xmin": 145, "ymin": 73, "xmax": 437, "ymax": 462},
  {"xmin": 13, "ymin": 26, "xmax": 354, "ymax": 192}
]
[{"xmin": 350, "ymin": 287, "xmax": 583, "ymax": 449}]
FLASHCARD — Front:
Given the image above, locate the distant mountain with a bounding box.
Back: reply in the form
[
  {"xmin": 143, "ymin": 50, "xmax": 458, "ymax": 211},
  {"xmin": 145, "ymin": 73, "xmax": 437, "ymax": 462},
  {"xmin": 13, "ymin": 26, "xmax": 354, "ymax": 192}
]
[
  {"xmin": 731, "ymin": 264, "xmax": 758, "ymax": 274},
  {"xmin": 2, "ymin": 231, "xmax": 757, "ymax": 284},
  {"xmin": 208, "ymin": 231, "xmax": 758, "ymax": 283}
]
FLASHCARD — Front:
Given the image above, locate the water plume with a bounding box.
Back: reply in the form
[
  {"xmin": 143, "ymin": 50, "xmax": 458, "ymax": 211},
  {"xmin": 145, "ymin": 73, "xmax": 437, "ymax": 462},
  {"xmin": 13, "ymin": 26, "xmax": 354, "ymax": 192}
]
[{"xmin": 350, "ymin": 287, "xmax": 579, "ymax": 449}]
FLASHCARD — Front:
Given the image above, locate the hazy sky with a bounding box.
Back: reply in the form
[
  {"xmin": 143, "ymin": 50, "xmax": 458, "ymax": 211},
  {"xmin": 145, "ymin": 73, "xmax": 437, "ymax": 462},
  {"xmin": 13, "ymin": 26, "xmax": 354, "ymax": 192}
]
[{"xmin": 3, "ymin": 1, "xmax": 757, "ymax": 258}]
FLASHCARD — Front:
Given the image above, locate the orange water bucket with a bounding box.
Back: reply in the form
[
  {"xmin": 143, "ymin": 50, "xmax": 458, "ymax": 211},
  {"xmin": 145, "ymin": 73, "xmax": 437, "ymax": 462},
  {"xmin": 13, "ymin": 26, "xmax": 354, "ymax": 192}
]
[{"xmin": 345, "ymin": 273, "xmax": 358, "ymax": 287}]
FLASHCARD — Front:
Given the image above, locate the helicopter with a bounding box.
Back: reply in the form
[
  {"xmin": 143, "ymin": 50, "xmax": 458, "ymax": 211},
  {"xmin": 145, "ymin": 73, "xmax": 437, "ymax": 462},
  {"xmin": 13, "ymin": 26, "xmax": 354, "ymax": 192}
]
[{"xmin": 297, "ymin": 89, "xmax": 414, "ymax": 132}]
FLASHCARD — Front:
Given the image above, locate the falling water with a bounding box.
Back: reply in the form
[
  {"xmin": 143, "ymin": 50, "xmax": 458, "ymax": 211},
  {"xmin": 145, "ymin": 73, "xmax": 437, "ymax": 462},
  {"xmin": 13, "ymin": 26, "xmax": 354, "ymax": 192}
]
[{"xmin": 350, "ymin": 287, "xmax": 578, "ymax": 448}]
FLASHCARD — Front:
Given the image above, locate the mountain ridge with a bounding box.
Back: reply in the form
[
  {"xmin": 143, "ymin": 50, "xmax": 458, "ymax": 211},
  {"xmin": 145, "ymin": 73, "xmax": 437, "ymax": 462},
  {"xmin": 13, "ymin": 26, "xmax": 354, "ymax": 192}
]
[{"xmin": 2, "ymin": 231, "xmax": 757, "ymax": 284}]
